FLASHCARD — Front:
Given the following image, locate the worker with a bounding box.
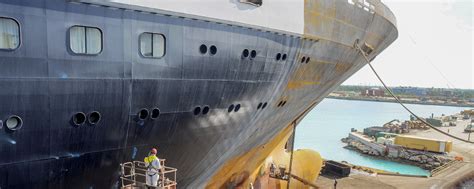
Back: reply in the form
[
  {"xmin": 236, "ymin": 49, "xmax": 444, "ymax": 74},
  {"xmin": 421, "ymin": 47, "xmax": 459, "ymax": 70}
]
[
  {"xmin": 144, "ymin": 148, "xmax": 162, "ymax": 188},
  {"xmin": 334, "ymin": 178, "xmax": 338, "ymax": 189},
  {"xmin": 269, "ymin": 163, "xmax": 276, "ymax": 177}
]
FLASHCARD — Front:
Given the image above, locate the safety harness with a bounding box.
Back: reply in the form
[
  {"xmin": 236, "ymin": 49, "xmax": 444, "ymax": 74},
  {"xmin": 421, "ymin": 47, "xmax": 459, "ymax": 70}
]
[{"xmin": 144, "ymin": 155, "xmax": 159, "ymax": 176}]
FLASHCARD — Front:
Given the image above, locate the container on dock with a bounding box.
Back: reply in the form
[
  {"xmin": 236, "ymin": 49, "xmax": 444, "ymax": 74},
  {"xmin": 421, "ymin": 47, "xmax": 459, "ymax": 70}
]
[
  {"xmin": 322, "ymin": 160, "xmax": 351, "ymax": 177},
  {"xmin": 363, "ymin": 126, "xmax": 390, "ymax": 137},
  {"xmin": 394, "ymin": 135, "xmax": 452, "ymax": 153},
  {"xmin": 426, "ymin": 118, "xmax": 442, "ymax": 127}
]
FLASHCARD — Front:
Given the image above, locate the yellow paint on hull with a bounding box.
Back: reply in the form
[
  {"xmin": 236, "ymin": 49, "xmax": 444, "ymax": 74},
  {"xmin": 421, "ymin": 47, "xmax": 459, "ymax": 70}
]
[
  {"xmin": 206, "ymin": 122, "xmax": 323, "ymax": 189},
  {"xmin": 287, "ymin": 81, "xmax": 321, "ymax": 90},
  {"xmin": 256, "ymin": 148, "xmax": 323, "ymax": 189},
  {"xmin": 207, "ymin": 1, "xmax": 385, "ymax": 186},
  {"xmin": 287, "ymin": 149, "xmax": 323, "ymax": 188},
  {"xmin": 205, "ymin": 124, "xmax": 293, "ymax": 188}
]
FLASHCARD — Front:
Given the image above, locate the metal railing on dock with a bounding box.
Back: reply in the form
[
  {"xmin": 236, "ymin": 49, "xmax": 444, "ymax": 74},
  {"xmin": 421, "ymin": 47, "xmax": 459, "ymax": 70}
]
[
  {"xmin": 268, "ymin": 163, "xmax": 321, "ymax": 188},
  {"xmin": 268, "ymin": 163, "xmax": 289, "ymax": 180},
  {"xmin": 430, "ymin": 160, "xmax": 461, "ymax": 177},
  {"xmin": 120, "ymin": 160, "xmax": 177, "ymax": 189}
]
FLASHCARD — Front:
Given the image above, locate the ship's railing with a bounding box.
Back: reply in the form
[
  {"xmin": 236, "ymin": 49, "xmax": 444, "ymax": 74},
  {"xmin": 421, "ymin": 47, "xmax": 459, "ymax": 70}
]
[
  {"xmin": 348, "ymin": 0, "xmax": 376, "ymax": 14},
  {"xmin": 120, "ymin": 160, "xmax": 177, "ymax": 189},
  {"xmin": 267, "ymin": 162, "xmax": 321, "ymax": 188}
]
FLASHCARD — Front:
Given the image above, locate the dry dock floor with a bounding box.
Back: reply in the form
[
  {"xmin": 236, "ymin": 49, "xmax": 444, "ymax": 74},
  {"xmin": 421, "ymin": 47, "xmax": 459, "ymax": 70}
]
[
  {"xmin": 317, "ymin": 119, "xmax": 474, "ymax": 189},
  {"xmin": 317, "ymin": 161, "xmax": 472, "ymax": 189}
]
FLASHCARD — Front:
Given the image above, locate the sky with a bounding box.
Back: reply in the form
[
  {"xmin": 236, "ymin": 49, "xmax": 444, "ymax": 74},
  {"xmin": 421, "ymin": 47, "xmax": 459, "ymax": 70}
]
[{"xmin": 343, "ymin": 0, "xmax": 473, "ymax": 89}]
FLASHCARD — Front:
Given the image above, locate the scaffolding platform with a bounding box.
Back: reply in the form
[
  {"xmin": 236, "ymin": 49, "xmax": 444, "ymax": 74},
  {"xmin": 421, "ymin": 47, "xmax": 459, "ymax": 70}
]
[{"xmin": 120, "ymin": 160, "xmax": 177, "ymax": 189}]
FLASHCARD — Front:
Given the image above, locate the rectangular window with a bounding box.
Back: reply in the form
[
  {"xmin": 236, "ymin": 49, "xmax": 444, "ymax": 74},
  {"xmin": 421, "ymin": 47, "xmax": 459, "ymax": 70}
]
[
  {"xmin": 69, "ymin": 26, "xmax": 102, "ymax": 55},
  {"xmin": 0, "ymin": 17, "xmax": 20, "ymax": 50},
  {"xmin": 140, "ymin": 32, "xmax": 165, "ymax": 58}
]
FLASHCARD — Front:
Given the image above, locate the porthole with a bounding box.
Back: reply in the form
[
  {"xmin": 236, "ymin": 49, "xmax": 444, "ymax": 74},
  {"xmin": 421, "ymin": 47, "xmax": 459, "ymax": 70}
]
[
  {"xmin": 257, "ymin": 102, "xmax": 263, "ymax": 109},
  {"xmin": 199, "ymin": 44, "xmax": 207, "ymax": 54},
  {"xmin": 282, "ymin": 54, "xmax": 287, "ymax": 61},
  {"xmin": 137, "ymin": 109, "xmax": 149, "ymax": 120},
  {"xmin": 71, "ymin": 112, "xmax": 86, "ymax": 126},
  {"xmin": 250, "ymin": 50, "xmax": 257, "ymax": 59},
  {"xmin": 242, "ymin": 49, "xmax": 249, "ymax": 58},
  {"xmin": 202, "ymin": 106, "xmax": 210, "ymax": 115},
  {"xmin": 194, "ymin": 106, "xmax": 201, "ymax": 115},
  {"xmin": 234, "ymin": 104, "xmax": 241, "ymax": 112},
  {"xmin": 277, "ymin": 101, "xmax": 283, "ymax": 107},
  {"xmin": 306, "ymin": 57, "xmax": 310, "ymax": 64},
  {"xmin": 209, "ymin": 45, "xmax": 217, "ymax": 55},
  {"xmin": 228, "ymin": 104, "xmax": 235, "ymax": 113},
  {"xmin": 240, "ymin": 0, "xmax": 262, "ymax": 6},
  {"xmin": 301, "ymin": 57, "xmax": 306, "ymax": 63},
  {"xmin": 88, "ymin": 111, "xmax": 101, "ymax": 125},
  {"xmin": 276, "ymin": 53, "xmax": 281, "ymax": 61},
  {"xmin": 262, "ymin": 102, "xmax": 268, "ymax": 109},
  {"xmin": 151, "ymin": 108, "xmax": 160, "ymax": 119},
  {"xmin": 5, "ymin": 115, "xmax": 23, "ymax": 131}
]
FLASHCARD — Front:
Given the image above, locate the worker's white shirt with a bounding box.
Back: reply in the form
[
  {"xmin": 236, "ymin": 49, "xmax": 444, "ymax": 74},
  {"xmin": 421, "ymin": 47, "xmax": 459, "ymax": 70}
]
[
  {"xmin": 145, "ymin": 157, "xmax": 161, "ymax": 175},
  {"xmin": 144, "ymin": 156, "xmax": 161, "ymax": 186}
]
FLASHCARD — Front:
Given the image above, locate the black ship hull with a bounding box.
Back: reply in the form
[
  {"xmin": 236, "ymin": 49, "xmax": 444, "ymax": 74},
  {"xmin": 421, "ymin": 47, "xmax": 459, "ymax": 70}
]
[{"xmin": 0, "ymin": 0, "xmax": 397, "ymax": 188}]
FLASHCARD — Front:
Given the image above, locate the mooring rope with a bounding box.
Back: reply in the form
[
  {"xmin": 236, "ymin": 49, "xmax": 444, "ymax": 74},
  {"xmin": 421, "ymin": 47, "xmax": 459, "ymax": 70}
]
[{"xmin": 354, "ymin": 43, "xmax": 474, "ymax": 144}]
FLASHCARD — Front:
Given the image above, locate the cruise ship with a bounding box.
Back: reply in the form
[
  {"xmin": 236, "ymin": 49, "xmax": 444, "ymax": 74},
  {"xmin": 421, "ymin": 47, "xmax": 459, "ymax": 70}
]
[{"xmin": 0, "ymin": 0, "xmax": 398, "ymax": 188}]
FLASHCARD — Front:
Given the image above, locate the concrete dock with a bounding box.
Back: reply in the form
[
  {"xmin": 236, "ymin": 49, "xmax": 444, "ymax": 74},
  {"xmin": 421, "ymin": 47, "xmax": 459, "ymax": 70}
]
[{"xmin": 322, "ymin": 112, "xmax": 474, "ymax": 188}]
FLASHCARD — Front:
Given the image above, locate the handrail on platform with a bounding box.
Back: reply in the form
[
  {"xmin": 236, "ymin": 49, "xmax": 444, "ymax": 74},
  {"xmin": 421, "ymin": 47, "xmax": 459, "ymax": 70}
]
[{"xmin": 120, "ymin": 160, "xmax": 177, "ymax": 189}]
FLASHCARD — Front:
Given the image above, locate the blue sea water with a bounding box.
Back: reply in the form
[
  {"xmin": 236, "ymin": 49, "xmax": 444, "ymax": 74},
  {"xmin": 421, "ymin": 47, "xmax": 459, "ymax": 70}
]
[{"xmin": 295, "ymin": 98, "xmax": 469, "ymax": 176}]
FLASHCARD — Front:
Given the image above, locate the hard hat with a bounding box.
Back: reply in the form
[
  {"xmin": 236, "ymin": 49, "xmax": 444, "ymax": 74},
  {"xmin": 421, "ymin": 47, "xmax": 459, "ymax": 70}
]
[{"xmin": 151, "ymin": 148, "xmax": 157, "ymax": 154}]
